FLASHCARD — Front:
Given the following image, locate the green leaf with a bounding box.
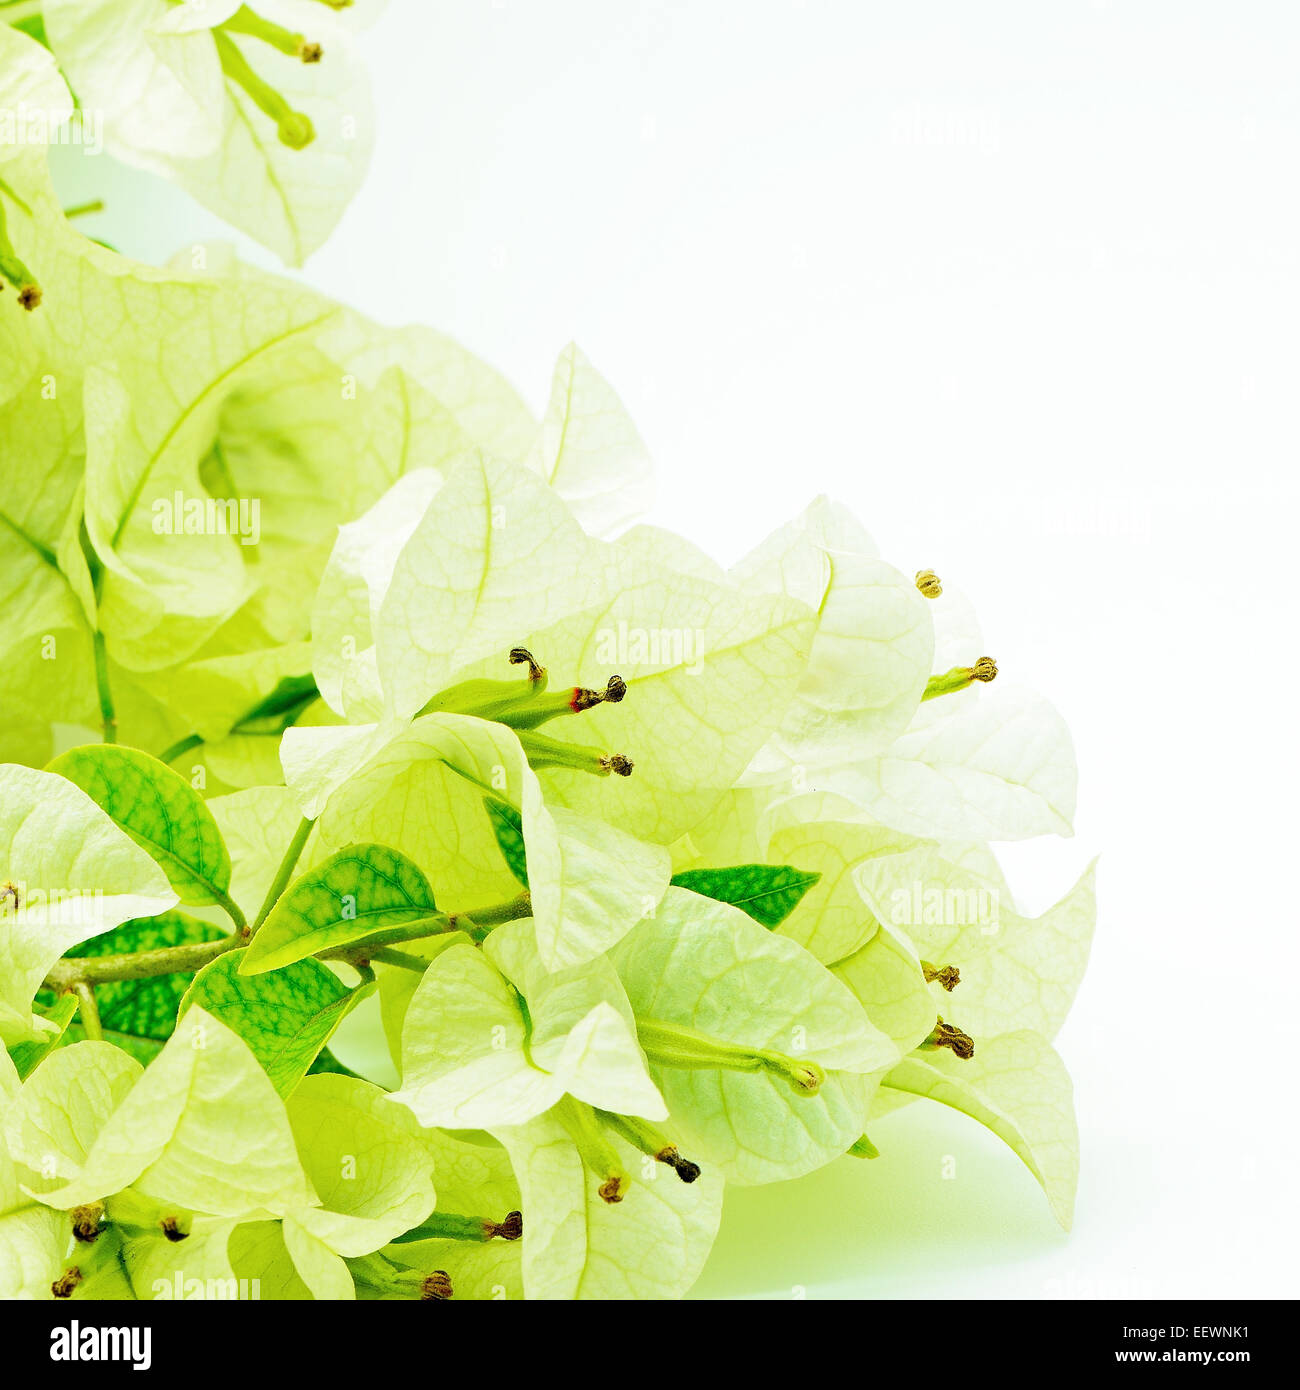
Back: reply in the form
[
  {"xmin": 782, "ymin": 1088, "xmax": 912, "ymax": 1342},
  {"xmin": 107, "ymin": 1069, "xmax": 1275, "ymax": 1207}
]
[
  {"xmin": 669, "ymin": 863, "xmax": 821, "ymax": 929},
  {"xmin": 241, "ymin": 844, "xmax": 439, "ymax": 976},
  {"xmin": 46, "ymin": 744, "xmax": 239, "ymax": 921},
  {"xmin": 484, "ymin": 795, "xmax": 528, "ymax": 887},
  {"xmin": 307, "ymin": 1047, "xmax": 362, "ymax": 1080},
  {"xmin": 181, "ymin": 950, "xmax": 376, "ymax": 1096}
]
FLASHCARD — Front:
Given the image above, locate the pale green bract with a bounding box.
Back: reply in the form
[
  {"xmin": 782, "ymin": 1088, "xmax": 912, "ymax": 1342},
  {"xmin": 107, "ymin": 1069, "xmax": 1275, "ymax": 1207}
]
[
  {"xmin": 40, "ymin": 0, "xmax": 381, "ymax": 264},
  {"xmin": 493, "ymin": 1110, "xmax": 723, "ymax": 1300},
  {"xmin": 0, "ymin": 764, "xmax": 176, "ymax": 1045},
  {"xmin": 0, "ymin": 51, "xmax": 1095, "ymax": 1294},
  {"xmin": 391, "ymin": 921, "xmax": 665, "ymax": 1129},
  {"xmin": 611, "ymin": 887, "xmax": 898, "ymax": 1185},
  {"xmin": 283, "ymin": 711, "xmax": 672, "ymax": 971}
]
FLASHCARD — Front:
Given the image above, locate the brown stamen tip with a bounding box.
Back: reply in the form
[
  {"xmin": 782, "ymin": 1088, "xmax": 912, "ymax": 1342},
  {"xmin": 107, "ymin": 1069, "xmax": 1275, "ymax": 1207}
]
[
  {"xmin": 299, "ymin": 42, "xmax": 323, "ymax": 63},
  {"xmin": 915, "ymin": 569, "xmax": 942, "ymax": 599},
  {"xmin": 18, "ymin": 285, "xmax": 41, "ymax": 311},
  {"xmin": 71, "ymin": 1203, "xmax": 104, "ymax": 1244},
  {"xmin": 569, "ymin": 686, "xmax": 603, "ymax": 712},
  {"xmin": 489, "ymin": 1210, "xmax": 523, "ymax": 1241},
  {"xmin": 0, "ymin": 879, "xmax": 19, "ymax": 912},
  {"xmin": 658, "ymin": 1147, "xmax": 701, "ymax": 1183},
  {"xmin": 970, "ymin": 656, "xmax": 997, "ymax": 683},
  {"xmin": 922, "ymin": 962, "xmax": 961, "ymax": 992},
  {"xmin": 51, "ymin": 1267, "xmax": 82, "ymax": 1299},
  {"xmin": 420, "ymin": 1271, "xmax": 453, "ymax": 1301},
  {"xmin": 598, "ymin": 1175, "xmax": 628, "ymax": 1204},
  {"xmin": 600, "ymin": 754, "xmax": 634, "ymax": 777},
  {"xmin": 570, "ymin": 674, "xmax": 627, "ymax": 711},
  {"xmin": 930, "ymin": 1016, "xmax": 976, "ymax": 1060},
  {"xmin": 508, "ymin": 646, "xmax": 547, "ymax": 682},
  {"xmin": 160, "ymin": 1215, "xmax": 188, "ymax": 1242}
]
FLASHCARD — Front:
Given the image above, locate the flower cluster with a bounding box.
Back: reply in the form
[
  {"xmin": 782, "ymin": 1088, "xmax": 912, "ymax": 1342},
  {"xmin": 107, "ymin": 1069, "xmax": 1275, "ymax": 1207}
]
[{"xmin": 0, "ymin": 18, "xmax": 1093, "ymax": 1302}]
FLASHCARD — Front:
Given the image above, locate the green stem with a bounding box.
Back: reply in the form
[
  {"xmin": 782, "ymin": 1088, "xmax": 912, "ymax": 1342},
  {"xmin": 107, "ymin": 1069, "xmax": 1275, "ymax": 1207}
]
[
  {"xmin": 92, "ymin": 631, "xmax": 117, "ymax": 744},
  {"xmin": 220, "ymin": 5, "xmax": 314, "ymax": 59},
  {"xmin": 637, "ymin": 1017, "xmax": 825, "ymax": 1095},
  {"xmin": 158, "ymin": 733, "xmax": 203, "ymax": 767},
  {"xmin": 389, "ymin": 1211, "xmax": 520, "ymax": 1245},
  {"xmin": 318, "ymin": 894, "xmax": 530, "ymax": 957},
  {"xmin": 555, "ymin": 1097, "xmax": 629, "ymax": 1204},
  {"xmin": 46, "ymin": 934, "xmax": 242, "ymax": 991},
  {"xmin": 212, "ymin": 29, "xmax": 314, "ymax": 148},
  {"xmin": 346, "ymin": 1252, "xmax": 451, "ymax": 1301},
  {"xmin": 251, "ymin": 816, "xmax": 315, "ymax": 932},
  {"xmin": 71, "ymin": 983, "xmax": 103, "ymax": 1041},
  {"xmin": 62, "ymin": 200, "xmax": 104, "ymax": 220},
  {"xmin": 156, "ymin": 677, "xmax": 320, "ymax": 767},
  {"xmin": 366, "ymin": 947, "xmax": 433, "ymax": 972},
  {"xmin": 212, "ymin": 888, "xmax": 247, "ymax": 935},
  {"xmin": 922, "ymin": 658, "xmax": 997, "ymax": 702},
  {"xmin": 41, "ymin": 893, "xmax": 527, "ymax": 991},
  {"xmin": 596, "ymin": 1110, "xmax": 701, "ymax": 1182}
]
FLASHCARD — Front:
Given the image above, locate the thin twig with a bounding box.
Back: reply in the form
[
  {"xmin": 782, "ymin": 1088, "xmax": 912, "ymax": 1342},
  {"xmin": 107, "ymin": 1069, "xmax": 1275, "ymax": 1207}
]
[
  {"xmin": 71, "ymin": 983, "xmax": 103, "ymax": 1041},
  {"xmin": 251, "ymin": 815, "xmax": 315, "ymax": 933}
]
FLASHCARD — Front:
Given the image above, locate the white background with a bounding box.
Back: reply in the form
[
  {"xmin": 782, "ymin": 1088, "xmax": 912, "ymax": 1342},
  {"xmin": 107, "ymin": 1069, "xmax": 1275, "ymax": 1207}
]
[{"xmin": 66, "ymin": 1, "xmax": 1300, "ymax": 1298}]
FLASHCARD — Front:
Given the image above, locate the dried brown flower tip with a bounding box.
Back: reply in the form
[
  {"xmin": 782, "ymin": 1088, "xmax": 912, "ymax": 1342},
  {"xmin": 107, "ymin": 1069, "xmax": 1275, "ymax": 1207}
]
[
  {"xmin": 508, "ymin": 646, "xmax": 546, "ymax": 682},
  {"xmin": 658, "ymin": 1147, "xmax": 702, "ymax": 1183},
  {"xmin": 922, "ymin": 962, "xmax": 961, "ymax": 992},
  {"xmin": 489, "ymin": 1210, "xmax": 524, "ymax": 1241},
  {"xmin": 930, "ymin": 1016, "xmax": 976, "ymax": 1060},
  {"xmin": 71, "ymin": 1204, "xmax": 104, "ymax": 1244},
  {"xmin": 160, "ymin": 1215, "xmax": 188, "ymax": 1242}
]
